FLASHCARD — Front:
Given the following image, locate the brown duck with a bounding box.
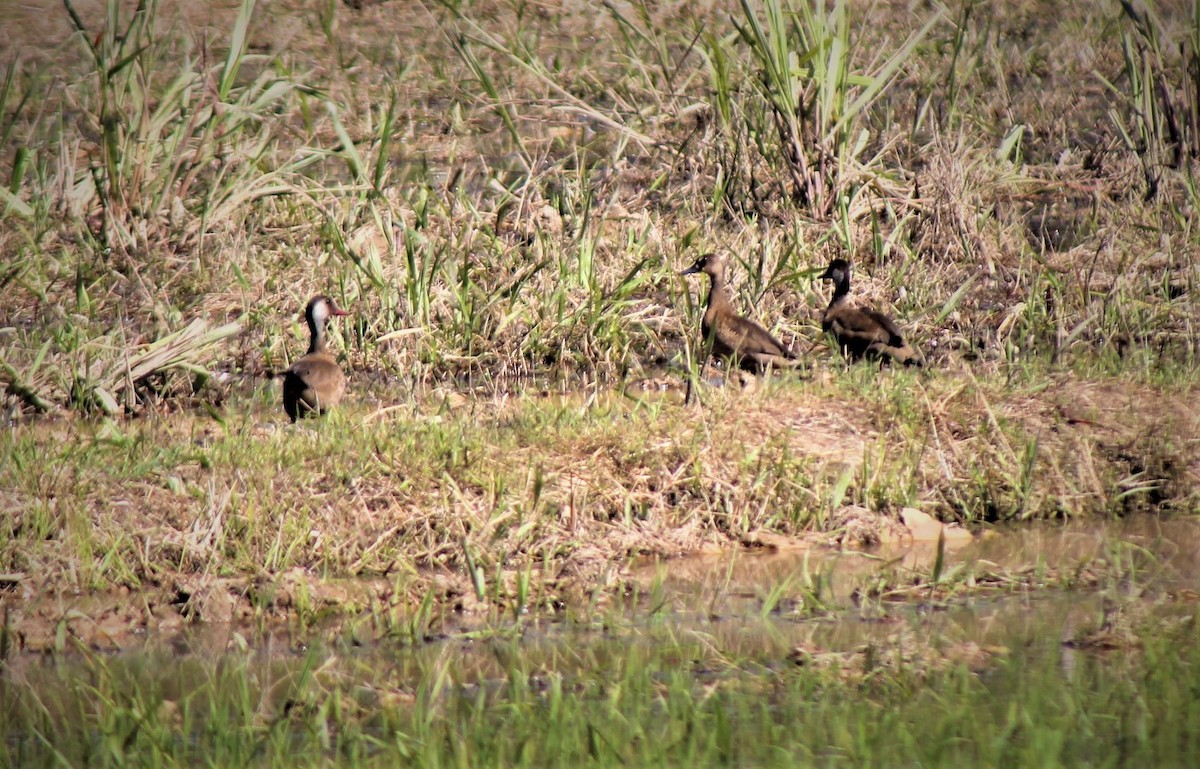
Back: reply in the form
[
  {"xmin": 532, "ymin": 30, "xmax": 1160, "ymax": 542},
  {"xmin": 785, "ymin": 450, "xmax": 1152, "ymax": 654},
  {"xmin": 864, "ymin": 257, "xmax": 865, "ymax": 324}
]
[
  {"xmin": 818, "ymin": 258, "xmax": 923, "ymax": 366},
  {"xmin": 680, "ymin": 253, "xmax": 803, "ymax": 373},
  {"xmin": 282, "ymin": 295, "xmax": 350, "ymax": 422}
]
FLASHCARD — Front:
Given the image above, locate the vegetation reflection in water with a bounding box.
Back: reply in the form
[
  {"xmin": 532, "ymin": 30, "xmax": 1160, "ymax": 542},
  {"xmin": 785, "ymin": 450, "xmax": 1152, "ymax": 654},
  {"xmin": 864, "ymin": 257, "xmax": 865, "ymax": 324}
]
[{"xmin": 5, "ymin": 521, "xmax": 1200, "ymax": 768}]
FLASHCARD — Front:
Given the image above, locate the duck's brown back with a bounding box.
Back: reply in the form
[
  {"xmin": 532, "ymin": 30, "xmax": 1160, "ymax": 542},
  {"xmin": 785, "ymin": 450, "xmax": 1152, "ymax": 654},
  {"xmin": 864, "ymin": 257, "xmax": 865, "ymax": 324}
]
[
  {"xmin": 823, "ymin": 299, "xmax": 922, "ymax": 366},
  {"xmin": 703, "ymin": 303, "xmax": 800, "ymax": 373},
  {"xmin": 283, "ymin": 352, "xmax": 346, "ymax": 421}
]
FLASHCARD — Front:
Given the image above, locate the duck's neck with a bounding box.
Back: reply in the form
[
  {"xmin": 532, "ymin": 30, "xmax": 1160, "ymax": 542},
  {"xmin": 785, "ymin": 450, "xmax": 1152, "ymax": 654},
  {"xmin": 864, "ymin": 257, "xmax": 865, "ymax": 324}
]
[
  {"xmin": 827, "ymin": 274, "xmax": 851, "ymax": 309},
  {"xmin": 307, "ymin": 315, "xmax": 327, "ymax": 355},
  {"xmin": 705, "ymin": 271, "xmax": 733, "ymax": 314}
]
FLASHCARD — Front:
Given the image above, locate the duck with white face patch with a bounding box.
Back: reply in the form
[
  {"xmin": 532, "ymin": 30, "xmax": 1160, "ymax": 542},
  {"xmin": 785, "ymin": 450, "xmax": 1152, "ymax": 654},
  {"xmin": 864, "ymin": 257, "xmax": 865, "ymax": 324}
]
[{"xmin": 282, "ymin": 295, "xmax": 350, "ymax": 422}]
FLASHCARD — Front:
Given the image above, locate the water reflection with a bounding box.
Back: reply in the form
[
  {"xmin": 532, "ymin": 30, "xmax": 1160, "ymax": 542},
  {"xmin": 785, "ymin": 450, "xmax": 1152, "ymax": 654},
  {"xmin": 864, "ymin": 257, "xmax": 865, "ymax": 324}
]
[{"xmin": 3, "ymin": 518, "xmax": 1196, "ymax": 691}]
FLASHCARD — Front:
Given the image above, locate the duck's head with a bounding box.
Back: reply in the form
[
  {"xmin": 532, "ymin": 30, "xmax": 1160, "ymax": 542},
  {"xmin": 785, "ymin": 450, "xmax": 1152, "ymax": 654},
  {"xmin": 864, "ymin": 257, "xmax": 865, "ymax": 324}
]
[
  {"xmin": 304, "ymin": 295, "xmax": 350, "ymax": 326},
  {"xmin": 680, "ymin": 253, "xmax": 726, "ymax": 280},
  {"xmin": 818, "ymin": 258, "xmax": 851, "ymax": 285}
]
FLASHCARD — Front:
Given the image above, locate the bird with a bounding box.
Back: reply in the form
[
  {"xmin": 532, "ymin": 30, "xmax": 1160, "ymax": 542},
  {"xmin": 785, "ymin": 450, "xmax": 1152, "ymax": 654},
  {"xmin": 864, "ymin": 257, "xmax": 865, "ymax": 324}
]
[
  {"xmin": 679, "ymin": 252, "xmax": 804, "ymax": 374},
  {"xmin": 818, "ymin": 258, "xmax": 923, "ymax": 366},
  {"xmin": 282, "ymin": 295, "xmax": 350, "ymax": 422}
]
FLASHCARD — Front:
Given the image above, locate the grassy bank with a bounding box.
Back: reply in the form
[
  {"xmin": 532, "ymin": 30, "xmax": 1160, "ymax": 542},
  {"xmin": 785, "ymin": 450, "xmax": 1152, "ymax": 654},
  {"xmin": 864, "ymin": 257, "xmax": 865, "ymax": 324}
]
[
  {"xmin": 1, "ymin": 0, "xmax": 1199, "ymax": 646},
  {"xmin": 1, "ymin": 367, "xmax": 1195, "ymax": 651}
]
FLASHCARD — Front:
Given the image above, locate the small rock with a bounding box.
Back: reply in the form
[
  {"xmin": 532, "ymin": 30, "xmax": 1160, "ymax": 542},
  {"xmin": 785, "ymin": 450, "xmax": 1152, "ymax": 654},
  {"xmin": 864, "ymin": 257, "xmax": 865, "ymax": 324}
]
[{"xmin": 900, "ymin": 508, "xmax": 972, "ymax": 545}]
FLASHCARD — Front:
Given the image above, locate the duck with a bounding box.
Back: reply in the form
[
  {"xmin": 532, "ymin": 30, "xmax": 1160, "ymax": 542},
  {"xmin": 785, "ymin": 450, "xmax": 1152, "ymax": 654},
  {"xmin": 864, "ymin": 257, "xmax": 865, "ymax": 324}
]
[
  {"xmin": 818, "ymin": 258, "xmax": 923, "ymax": 366},
  {"xmin": 282, "ymin": 295, "xmax": 350, "ymax": 422},
  {"xmin": 680, "ymin": 253, "xmax": 803, "ymax": 374}
]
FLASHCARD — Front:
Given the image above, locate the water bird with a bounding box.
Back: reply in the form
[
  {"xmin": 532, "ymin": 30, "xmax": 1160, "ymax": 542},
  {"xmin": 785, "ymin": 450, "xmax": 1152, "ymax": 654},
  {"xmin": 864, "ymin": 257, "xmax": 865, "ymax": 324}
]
[
  {"xmin": 680, "ymin": 253, "xmax": 804, "ymax": 374},
  {"xmin": 282, "ymin": 295, "xmax": 350, "ymax": 422},
  {"xmin": 818, "ymin": 258, "xmax": 923, "ymax": 366}
]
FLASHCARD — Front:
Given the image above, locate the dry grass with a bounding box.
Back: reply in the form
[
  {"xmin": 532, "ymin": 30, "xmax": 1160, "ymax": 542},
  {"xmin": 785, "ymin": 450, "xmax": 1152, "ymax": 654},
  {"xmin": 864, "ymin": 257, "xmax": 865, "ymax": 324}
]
[
  {"xmin": 1, "ymin": 0, "xmax": 1197, "ymax": 409},
  {"xmin": 2, "ymin": 0, "xmax": 1200, "ymax": 647}
]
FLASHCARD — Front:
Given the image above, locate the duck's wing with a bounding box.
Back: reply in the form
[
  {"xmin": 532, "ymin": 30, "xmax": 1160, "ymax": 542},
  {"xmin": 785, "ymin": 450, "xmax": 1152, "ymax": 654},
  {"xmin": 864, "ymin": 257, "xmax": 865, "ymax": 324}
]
[
  {"xmin": 860, "ymin": 308, "xmax": 907, "ymax": 347},
  {"xmin": 824, "ymin": 305, "xmax": 896, "ymax": 347},
  {"xmin": 720, "ymin": 315, "xmax": 797, "ymax": 359},
  {"xmin": 286, "ymin": 354, "xmax": 346, "ymax": 400}
]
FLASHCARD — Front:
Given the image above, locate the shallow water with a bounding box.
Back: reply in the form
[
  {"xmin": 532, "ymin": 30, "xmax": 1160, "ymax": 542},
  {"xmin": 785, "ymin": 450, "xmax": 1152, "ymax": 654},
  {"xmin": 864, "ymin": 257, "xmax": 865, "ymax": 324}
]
[
  {"xmin": 8, "ymin": 517, "xmax": 1195, "ymax": 675},
  {"xmin": 618, "ymin": 518, "xmax": 1188, "ymax": 667},
  {"xmin": 5, "ymin": 517, "xmax": 1200, "ymax": 766}
]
